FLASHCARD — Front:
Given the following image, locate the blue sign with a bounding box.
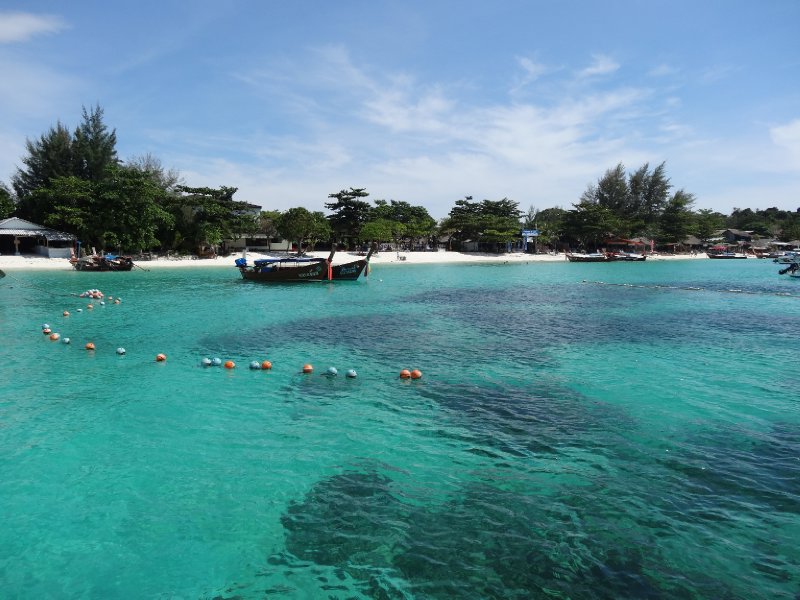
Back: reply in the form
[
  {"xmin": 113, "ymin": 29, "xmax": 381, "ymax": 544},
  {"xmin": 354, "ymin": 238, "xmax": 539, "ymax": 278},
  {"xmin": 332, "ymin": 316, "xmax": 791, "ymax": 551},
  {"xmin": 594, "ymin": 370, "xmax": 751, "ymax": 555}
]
[{"xmin": 522, "ymin": 229, "xmax": 540, "ymax": 236}]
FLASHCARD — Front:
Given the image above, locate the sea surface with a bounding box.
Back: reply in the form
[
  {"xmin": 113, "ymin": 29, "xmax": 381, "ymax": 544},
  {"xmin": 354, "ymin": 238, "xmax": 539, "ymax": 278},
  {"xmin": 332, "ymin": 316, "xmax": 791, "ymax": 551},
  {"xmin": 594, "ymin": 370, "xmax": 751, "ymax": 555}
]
[{"xmin": 1, "ymin": 257, "xmax": 798, "ymax": 599}]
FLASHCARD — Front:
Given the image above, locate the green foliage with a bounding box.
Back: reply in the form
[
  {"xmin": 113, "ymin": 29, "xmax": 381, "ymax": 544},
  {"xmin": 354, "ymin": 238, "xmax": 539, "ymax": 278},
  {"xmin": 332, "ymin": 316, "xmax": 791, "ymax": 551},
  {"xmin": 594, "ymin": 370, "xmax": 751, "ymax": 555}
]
[
  {"xmin": 0, "ymin": 182, "xmax": 15, "ymax": 219},
  {"xmin": 12, "ymin": 121, "xmax": 75, "ymax": 216},
  {"xmin": 659, "ymin": 190, "xmax": 696, "ymax": 242},
  {"xmin": 695, "ymin": 209, "xmax": 725, "ymax": 243},
  {"xmin": 72, "ymin": 104, "xmax": 118, "ymax": 181},
  {"xmin": 368, "ymin": 199, "xmax": 436, "ymax": 246},
  {"xmin": 258, "ymin": 210, "xmax": 282, "ymax": 249},
  {"xmin": 562, "ymin": 201, "xmax": 620, "ymax": 248},
  {"xmin": 439, "ymin": 196, "xmax": 521, "ymax": 250},
  {"xmin": 167, "ymin": 185, "xmax": 251, "ymax": 251},
  {"xmin": 580, "ymin": 162, "xmax": 672, "ymax": 237},
  {"xmin": 277, "ymin": 207, "xmax": 331, "ymax": 250},
  {"xmin": 325, "ymin": 188, "xmax": 371, "ymax": 246},
  {"xmin": 12, "ymin": 106, "xmax": 119, "ymax": 214}
]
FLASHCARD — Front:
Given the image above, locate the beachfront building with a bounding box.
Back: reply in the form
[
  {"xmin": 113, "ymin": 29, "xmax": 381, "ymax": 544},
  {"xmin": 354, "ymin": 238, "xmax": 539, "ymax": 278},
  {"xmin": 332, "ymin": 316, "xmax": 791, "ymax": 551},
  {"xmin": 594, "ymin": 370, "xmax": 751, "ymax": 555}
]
[{"xmin": 0, "ymin": 217, "xmax": 76, "ymax": 258}]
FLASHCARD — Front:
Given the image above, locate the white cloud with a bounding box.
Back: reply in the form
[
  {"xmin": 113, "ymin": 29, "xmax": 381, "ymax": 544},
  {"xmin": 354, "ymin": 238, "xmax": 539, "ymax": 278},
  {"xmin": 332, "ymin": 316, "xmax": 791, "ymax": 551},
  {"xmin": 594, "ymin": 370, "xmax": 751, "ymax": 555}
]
[
  {"xmin": 648, "ymin": 64, "xmax": 678, "ymax": 77},
  {"xmin": 578, "ymin": 54, "xmax": 619, "ymax": 78},
  {"xmin": 770, "ymin": 118, "xmax": 800, "ymax": 167},
  {"xmin": 0, "ymin": 11, "xmax": 66, "ymax": 43}
]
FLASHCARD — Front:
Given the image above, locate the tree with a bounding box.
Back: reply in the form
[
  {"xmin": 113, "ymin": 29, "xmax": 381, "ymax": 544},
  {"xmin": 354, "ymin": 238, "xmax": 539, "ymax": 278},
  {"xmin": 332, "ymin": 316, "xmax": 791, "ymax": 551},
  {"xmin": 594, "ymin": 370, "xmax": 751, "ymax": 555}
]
[
  {"xmin": 258, "ymin": 210, "xmax": 282, "ymax": 250},
  {"xmin": 695, "ymin": 209, "xmax": 725, "ymax": 244},
  {"xmin": 167, "ymin": 185, "xmax": 251, "ymax": 252},
  {"xmin": 0, "ymin": 182, "xmax": 14, "ymax": 219},
  {"xmin": 278, "ymin": 206, "xmax": 324, "ymax": 250},
  {"xmin": 562, "ymin": 200, "xmax": 620, "ymax": 249},
  {"xmin": 369, "ymin": 199, "xmax": 436, "ymax": 248},
  {"xmin": 439, "ymin": 196, "xmax": 521, "ymax": 251},
  {"xmin": 580, "ymin": 162, "xmax": 672, "ymax": 237},
  {"xmin": 12, "ymin": 121, "xmax": 74, "ymax": 215},
  {"xmin": 528, "ymin": 206, "xmax": 566, "ymax": 251},
  {"xmin": 660, "ymin": 190, "xmax": 696, "ymax": 243},
  {"xmin": 325, "ymin": 187, "xmax": 371, "ymax": 247},
  {"xmin": 307, "ymin": 211, "xmax": 332, "ymax": 250},
  {"xmin": 72, "ymin": 104, "xmax": 118, "ymax": 182},
  {"xmin": 33, "ymin": 176, "xmax": 95, "ymax": 242},
  {"xmin": 127, "ymin": 153, "xmax": 182, "ymax": 192},
  {"xmin": 93, "ymin": 165, "xmax": 173, "ymax": 251}
]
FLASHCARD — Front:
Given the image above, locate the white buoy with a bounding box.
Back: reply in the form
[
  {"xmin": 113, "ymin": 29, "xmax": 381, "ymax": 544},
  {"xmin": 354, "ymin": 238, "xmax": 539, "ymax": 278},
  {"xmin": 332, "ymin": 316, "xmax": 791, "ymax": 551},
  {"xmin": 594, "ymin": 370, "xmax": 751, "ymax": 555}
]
[
  {"xmin": 327, "ymin": 366, "xmax": 338, "ymax": 376},
  {"xmin": 116, "ymin": 347, "xmax": 126, "ymax": 355},
  {"xmin": 346, "ymin": 369, "xmax": 357, "ymax": 378}
]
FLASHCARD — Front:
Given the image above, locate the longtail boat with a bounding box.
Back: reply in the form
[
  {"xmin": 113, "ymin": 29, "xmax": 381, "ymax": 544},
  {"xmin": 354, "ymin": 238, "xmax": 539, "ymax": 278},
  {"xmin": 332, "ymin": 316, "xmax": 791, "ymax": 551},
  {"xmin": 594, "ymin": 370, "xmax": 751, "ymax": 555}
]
[
  {"xmin": 236, "ymin": 248, "xmax": 336, "ymax": 282},
  {"xmin": 71, "ymin": 254, "xmax": 135, "ymax": 271}
]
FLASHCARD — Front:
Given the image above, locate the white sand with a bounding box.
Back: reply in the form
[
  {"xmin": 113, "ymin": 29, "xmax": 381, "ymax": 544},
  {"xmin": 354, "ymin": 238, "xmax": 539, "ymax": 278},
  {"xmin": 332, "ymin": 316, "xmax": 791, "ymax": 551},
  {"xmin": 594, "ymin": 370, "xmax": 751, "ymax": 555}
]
[{"xmin": 0, "ymin": 249, "xmax": 706, "ymax": 271}]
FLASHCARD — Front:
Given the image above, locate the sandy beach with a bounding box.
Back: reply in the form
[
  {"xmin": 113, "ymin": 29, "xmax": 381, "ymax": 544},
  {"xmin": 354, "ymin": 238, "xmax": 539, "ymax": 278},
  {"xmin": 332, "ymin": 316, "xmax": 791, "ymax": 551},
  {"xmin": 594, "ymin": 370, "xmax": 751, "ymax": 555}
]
[{"xmin": 0, "ymin": 249, "xmax": 707, "ymax": 272}]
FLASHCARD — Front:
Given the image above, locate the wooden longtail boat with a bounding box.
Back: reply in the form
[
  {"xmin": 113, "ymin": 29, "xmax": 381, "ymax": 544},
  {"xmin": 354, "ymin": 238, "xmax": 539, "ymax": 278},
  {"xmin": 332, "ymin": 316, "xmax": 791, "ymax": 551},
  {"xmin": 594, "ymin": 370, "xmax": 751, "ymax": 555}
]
[
  {"xmin": 236, "ymin": 249, "xmax": 336, "ymax": 282},
  {"xmin": 71, "ymin": 255, "xmax": 135, "ymax": 271}
]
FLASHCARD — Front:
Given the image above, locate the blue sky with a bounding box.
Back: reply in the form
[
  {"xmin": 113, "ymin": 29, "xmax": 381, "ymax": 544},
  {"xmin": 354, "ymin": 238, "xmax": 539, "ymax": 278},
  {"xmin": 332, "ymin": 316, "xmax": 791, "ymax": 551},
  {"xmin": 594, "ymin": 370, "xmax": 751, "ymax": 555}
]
[{"xmin": 1, "ymin": 1, "xmax": 798, "ymax": 219}]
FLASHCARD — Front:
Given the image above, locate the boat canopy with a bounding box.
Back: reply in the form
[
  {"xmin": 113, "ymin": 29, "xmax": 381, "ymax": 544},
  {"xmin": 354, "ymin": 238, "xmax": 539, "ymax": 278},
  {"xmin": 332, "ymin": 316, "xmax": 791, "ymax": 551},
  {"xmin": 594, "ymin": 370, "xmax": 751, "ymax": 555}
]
[{"xmin": 253, "ymin": 257, "xmax": 323, "ymax": 266}]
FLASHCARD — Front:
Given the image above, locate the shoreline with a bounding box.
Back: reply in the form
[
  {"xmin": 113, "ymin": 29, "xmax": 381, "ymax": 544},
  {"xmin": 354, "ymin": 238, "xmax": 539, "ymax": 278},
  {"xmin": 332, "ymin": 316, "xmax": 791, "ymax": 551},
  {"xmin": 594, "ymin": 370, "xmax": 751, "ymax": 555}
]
[{"xmin": 0, "ymin": 250, "xmax": 707, "ymax": 271}]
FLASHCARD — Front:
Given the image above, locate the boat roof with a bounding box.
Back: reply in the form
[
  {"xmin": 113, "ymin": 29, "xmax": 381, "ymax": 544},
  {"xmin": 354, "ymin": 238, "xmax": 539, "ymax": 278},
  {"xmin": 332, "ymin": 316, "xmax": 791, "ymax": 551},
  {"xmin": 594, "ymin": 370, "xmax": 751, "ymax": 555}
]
[{"xmin": 253, "ymin": 257, "xmax": 324, "ymax": 265}]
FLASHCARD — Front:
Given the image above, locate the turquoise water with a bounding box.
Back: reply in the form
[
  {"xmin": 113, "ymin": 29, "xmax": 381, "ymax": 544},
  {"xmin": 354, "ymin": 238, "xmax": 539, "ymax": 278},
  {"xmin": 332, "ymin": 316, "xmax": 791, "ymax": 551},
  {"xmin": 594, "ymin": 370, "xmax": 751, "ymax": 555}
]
[{"xmin": 1, "ymin": 258, "xmax": 798, "ymax": 599}]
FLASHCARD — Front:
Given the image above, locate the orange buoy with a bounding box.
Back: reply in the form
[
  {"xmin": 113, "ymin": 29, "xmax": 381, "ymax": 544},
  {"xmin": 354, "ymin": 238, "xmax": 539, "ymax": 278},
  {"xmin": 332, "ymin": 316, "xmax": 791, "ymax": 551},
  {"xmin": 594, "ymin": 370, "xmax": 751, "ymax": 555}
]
[
  {"xmin": 85, "ymin": 342, "xmax": 95, "ymax": 350},
  {"xmin": 261, "ymin": 360, "xmax": 272, "ymax": 370},
  {"xmin": 87, "ymin": 304, "xmax": 94, "ymax": 310},
  {"xmin": 224, "ymin": 360, "xmax": 235, "ymax": 369},
  {"xmin": 399, "ymin": 369, "xmax": 411, "ymax": 379},
  {"xmin": 49, "ymin": 333, "xmax": 60, "ymax": 341},
  {"xmin": 302, "ymin": 364, "xmax": 313, "ymax": 373},
  {"xmin": 410, "ymin": 369, "xmax": 422, "ymax": 379},
  {"xmin": 63, "ymin": 311, "xmax": 70, "ymax": 317},
  {"xmin": 42, "ymin": 328, "xmax": 52, "ymax": 335},
  {"xmin": 156, "ymin": 353, "xmax": 167, "ymax": 362}
]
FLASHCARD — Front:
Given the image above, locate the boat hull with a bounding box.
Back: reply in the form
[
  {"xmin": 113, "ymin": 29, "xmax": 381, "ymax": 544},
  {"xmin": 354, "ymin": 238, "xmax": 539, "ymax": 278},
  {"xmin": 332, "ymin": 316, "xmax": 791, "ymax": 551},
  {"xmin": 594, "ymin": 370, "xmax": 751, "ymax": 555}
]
[
  {"xmin": 71, "ymin": 256, "xmax": 134, "ymax": 271},
  {"xmin": 706, "ymin": 253, "xmax": 747, "ymax": 259},
  {"xmin": 331, "ymin": 259, "xmax": 369, "ymax": 280},
  {"xmin": 566, "ymin": 253, "xmax": 608, "ymax": 262},
  {"xmin": 239, "ymin": 260, "xmax": 329, "ymax": 282}
]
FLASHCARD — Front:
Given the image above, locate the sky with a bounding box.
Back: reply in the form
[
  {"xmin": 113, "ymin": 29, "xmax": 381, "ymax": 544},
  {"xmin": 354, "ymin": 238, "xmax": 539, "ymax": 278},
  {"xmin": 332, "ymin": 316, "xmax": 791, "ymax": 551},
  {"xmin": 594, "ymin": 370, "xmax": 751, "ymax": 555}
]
[{"xmin": 1, "ymin": 0, "xmax": 798, "ymax": 219}]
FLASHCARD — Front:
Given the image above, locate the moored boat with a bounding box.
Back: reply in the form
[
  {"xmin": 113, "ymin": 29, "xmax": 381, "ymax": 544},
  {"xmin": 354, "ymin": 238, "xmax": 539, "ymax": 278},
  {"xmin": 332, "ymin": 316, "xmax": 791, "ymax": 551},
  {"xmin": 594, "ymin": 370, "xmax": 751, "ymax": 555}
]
[
  {"xmin": 71, "ymin": 254, "xmax": 134, "ymax": 271},
  {"xmin": 706, "ymin": 251, "xmax": 747, "ymax": 259},
  {"xmin": 565, "ymin": 252, "xmax": 608, "ymax": 262},
  {"xmin": 607, "ymin": 251, "xmax": 647, "ymax": 262},
  {"xmin": 236, "ymin": 248, "xmax": 336, "ymax": 282}
]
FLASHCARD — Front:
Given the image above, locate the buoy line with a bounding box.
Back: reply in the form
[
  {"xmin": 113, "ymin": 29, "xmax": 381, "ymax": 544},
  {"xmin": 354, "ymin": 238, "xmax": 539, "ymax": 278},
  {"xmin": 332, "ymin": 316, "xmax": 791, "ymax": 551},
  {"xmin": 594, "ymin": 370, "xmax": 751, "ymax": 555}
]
[
  {"xmin": 581, "ymin": 279, "xmax": 800, "ymax": 299},
  {"xmin": 0, "ymin": 268, "xmax": 85, "ymax": 298}
]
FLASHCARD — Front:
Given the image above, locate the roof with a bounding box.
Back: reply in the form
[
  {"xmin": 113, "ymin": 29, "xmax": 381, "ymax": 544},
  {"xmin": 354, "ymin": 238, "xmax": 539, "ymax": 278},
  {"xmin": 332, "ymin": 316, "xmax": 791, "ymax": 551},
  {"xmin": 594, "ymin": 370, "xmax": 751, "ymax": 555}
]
[{"xmin": 0, "ymin": 217, "xmax": 76, "ymax": 241}]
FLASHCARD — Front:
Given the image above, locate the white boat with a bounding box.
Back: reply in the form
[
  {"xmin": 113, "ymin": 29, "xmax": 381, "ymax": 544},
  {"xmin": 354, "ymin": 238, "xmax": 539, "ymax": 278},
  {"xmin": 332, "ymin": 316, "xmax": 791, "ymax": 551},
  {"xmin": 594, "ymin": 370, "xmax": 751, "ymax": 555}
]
[{"xmin": 706, "ymin": 251, "xmax": 747, "ymax": 259}]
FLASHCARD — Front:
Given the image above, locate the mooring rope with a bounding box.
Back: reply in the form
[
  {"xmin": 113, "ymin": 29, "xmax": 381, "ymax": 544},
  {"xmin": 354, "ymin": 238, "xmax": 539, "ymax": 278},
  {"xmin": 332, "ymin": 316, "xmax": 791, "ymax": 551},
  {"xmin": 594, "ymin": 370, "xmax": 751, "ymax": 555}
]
[{"xmin": 0, "ymin": 268, "xmax": 81, "ymax": 298}]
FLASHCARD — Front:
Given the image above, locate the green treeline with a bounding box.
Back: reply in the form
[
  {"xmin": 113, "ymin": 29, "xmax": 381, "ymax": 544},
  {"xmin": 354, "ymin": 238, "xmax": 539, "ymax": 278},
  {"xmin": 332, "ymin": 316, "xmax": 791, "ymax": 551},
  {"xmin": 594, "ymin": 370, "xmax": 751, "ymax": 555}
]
[{"xmin": 1, "ymin": 106, "xmax": 798, "ymax": 253}]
